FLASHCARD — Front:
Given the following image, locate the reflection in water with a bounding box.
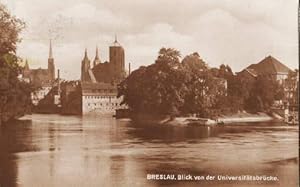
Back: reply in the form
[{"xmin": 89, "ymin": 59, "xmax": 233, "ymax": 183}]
[{"xmin": 0, "ymin": 114, "xmax": 298, "ymax": 187}]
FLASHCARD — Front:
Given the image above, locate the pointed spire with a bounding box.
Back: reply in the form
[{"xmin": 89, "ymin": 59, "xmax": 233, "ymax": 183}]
[
  {"xmin": 84, "ymin": 48, "xmax": 88, "ymax": 58},
  {"xmin": 93, "ymin": 46, "xmax": 101, "ymax": 67},
  {"xmin": 24, "ymin": 59, "xmax": 29, "ymax": 69},
  {"xmin": 112, "ymin": 34, "xmax": 120, "ymax": 46},
  {"xmin": 49, "ymin": 39, "xmax": 53, "ymax": 59}
]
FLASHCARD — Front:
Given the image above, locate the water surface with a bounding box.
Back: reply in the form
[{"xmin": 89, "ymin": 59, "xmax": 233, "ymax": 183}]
[{"xmin": 0, "ymin": 114, "xmax": 298, "ymax": 187}]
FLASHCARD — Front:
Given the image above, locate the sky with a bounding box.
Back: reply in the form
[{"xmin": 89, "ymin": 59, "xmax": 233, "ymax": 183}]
[{"xmin": 0, "ymin": 0, "xmax": 298, "ymax": 80}]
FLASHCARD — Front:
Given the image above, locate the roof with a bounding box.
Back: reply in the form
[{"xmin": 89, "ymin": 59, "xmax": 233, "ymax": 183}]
[
  {"xmin": 247, "ymin": 56, "xmax": 291, "ymax": 75},
  {"xmin": 88, "ymin": 69, "xmax": 97, "ymax": 83},
  {"xmin": 81, "ymin": 82, "xmax": 117, "ymax": 90},
  {"xmin": 245, "ymin": 68, "xmax": 258, "ymax": 77},
  {"xmin": 81, "ymin": 82, "xmax": 118, "ymax": 95},
  {"xmin": 31, "ymin": 68, "xmax": 49, "ymax": 74}
]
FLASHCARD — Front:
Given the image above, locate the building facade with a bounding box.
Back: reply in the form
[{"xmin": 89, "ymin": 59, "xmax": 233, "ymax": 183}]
[
  {"xmin": 31, "ymin": 83, "xmax": 52, "ymax": 106},
  {"xmin": 81, "ymin": 82, "xmax": 126, "ymax": 115}
]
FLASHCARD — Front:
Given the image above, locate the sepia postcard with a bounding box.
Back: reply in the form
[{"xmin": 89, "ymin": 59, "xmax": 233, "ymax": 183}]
[{"xmin": 0, "ymin": 0, "xmax": 298, "ymax": 187}]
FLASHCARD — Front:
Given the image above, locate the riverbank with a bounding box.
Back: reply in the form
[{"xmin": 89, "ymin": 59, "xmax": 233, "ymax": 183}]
[
  {"xmin": 217, "ymin": 112, "xmax": 273, "ymax": 124},
  {"xmin": 131, "ymin": 112, "xmax": 275, "ymax": 126}
]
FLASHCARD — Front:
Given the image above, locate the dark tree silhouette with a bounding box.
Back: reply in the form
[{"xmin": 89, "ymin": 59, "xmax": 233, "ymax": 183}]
[{"xmin": 0, "ymin": 4, "xmax": 31, "ymax": 124}]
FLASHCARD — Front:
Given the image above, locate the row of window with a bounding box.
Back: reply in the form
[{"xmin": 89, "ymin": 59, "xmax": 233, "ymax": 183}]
[
  {"xmin": 84, "ymin": 96, "xmax": 117, "ymax": 99},
  {"xmin": 87, "ymin": 103, "xmax": 120, "ymax": 107}
]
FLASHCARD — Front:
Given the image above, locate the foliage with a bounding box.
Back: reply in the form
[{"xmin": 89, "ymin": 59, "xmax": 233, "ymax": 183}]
[
  {"xmin": 119, "ymin": 48, "xmax": 187, "ymax": 116},
  {"xmin": 0, "ymin": 54, "xmax": 32, "ymax": 123},
  {"xmin": 118, "ymin": 49, "xmax": 226, "ymax": 118},
  {"xmin": 210, "ymin": 64, "xmax": 246, "ymax": 114},
  {"xmin": 0, "ymin": 5, "xmax": 25, "ymax": 54},
  {"xmin": 0, "ymin": 4, "xmax": 30, "ymax": 124},
  {"xmin": 245, "ymin": 75, "xmax": 282, "ymax": 112}
]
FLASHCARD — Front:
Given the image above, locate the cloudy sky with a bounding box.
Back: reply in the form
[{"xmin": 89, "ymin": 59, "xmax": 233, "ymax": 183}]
[{"xmin": 1, "ymin": 0, "xmax": 298, "ymax": 80}]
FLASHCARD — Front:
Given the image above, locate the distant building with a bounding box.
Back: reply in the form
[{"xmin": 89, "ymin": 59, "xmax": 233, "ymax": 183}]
[
  {"xmin": 81, "ymin": 82, "xmax": 126, "ymax": 115},
  {"xmin": 237, "ymin": 55, "xmax": 297, "ymax": 107},
  {"xmin": 31, "ymin": 83, "xmax": 52, "ymax": 106},
  {"xmin": 22, "ymin": 40, "xmax": 56, "ymax": 106},
  {"xmin": 22, "ymin": 40, "xmax": 55, "ymax": 86},
  {"xmin": 80, "ymin": 37, "xmax": 127, "ymax": 115},
  {"xmin": 81, "ymin": 37, "xmax": 126, "ymax": 84},
  {"xmin": 237, "ymin": 55, "xmax": 291, "ymax": 84}
]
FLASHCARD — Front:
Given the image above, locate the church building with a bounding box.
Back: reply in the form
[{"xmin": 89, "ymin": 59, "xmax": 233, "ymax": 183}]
[
  {"xmin": 22, "ymin": 40, "xmax": 56, "ymax": 105},
  {"xmin": 22, "ymin": 40, "xmax": 55, "ymax": 86},
  {"xmin": 81, "ymin": 37, "xmax": 126, "ymax": 84},
  {"xmin": 80, "ymin": 37, "xmax": 127, "ymax": 115}
]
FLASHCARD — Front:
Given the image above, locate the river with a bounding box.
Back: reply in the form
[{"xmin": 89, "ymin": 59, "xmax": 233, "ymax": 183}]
[{"xmin": 0, "ymin": 114, "xmax": 298, "ymax": 187}]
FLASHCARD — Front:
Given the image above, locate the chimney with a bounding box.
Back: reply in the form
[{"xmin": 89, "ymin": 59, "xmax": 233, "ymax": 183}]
[
  {"xmin": 57, "ymin": 69, "xmax": 61, "ymax": 94},
  {"xmin": 129, "ymin": 63, "xmax": 131, "ymax": 75}
]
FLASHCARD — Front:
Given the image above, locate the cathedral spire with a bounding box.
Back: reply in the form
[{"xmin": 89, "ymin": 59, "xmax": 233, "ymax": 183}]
[
  {"xmin": 84, "ymin": 48, "xmax": 88, "ymax": 59},
  {"xmin": 112, "ymin": 34, "xmax": 120, "ymax": 46},
  {"xmin": 93, "ymin": 46, "xmax": 101, "ymax": 67},
  {"xmin": 49, "ymin": 39, "xmax": 53, "ymax": 59},
  {"xmin": 24, "ymin": 59, "xmax": 29, "ymax": 70}
]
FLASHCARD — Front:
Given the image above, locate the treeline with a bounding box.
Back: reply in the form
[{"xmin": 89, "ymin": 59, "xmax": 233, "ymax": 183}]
[
  {"xmin": 0, "ymin": 4, "xmax": 32, "ymax": 124},
  {"xmin": 118, "ymin": 48, "xmax": 285, "ymax": 118}
]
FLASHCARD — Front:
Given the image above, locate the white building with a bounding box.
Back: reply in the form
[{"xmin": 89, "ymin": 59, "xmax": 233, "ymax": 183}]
[{"xmin": 81, "ymin": 82, "xmax": 126, "ymax": 115}]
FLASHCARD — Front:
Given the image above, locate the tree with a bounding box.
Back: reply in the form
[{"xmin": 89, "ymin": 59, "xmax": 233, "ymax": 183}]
[
  {"xmin": 118, "ymin": 50, "xmax": 228, "ymax": 119},
  {"xmin": 0, "ymin": 4, "xmax": 30, "ymax": 124},
  {"xmin": 207, "ymin": 64, "xmax": 245, "ymax": 114},
  {"xmin": 155, "ymin": 47, "xmax": 181, "ymax": 65},
  {"xmin": 181, "ymin": 52, "xmax": 224, "ymax": 117},
  {"xmin": 0, "ymin": 5, "xmax": 25, "ymax": 54},
  {"xmin": 119, "ymin": 48, "xmax": 187, "ymax": 117},
  {"xmin": 245, "ymin": 75, "xmax": 281, "ymax": 112}
]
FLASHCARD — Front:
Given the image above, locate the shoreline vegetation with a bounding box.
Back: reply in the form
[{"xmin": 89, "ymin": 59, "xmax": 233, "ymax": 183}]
[
  {"xmin": 117, "ymin": 48, "xmax": 298, "ymax": 126},
  {"xmin": 0, "ymin": 5, "xmax": 31, "ymax": 125}
]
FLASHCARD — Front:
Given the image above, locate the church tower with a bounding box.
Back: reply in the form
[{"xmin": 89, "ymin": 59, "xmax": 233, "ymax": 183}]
[
  {"xmin": 81, "ymin": 48, "xmax": 91, "ymax": 82},
  {"xmin": 93, "ymin": 46, "xmax": 101, "ymax": 67},
  {"xmin": 48, "ymin": 40, "xmax": 55, "ymax": 81},
  {"xmin": 23, "ymin": 59, "xmax": 31, "ymax": 79},
  {"xmin": 109, "ymin": 35, "xmax": 125, "ymax": 79}
]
